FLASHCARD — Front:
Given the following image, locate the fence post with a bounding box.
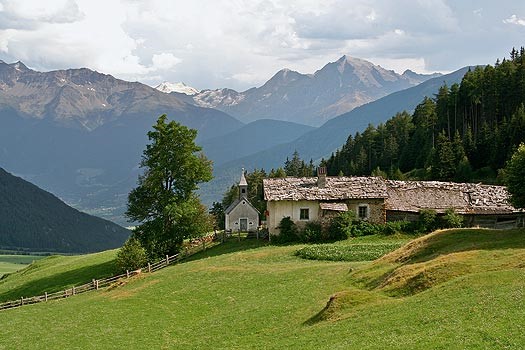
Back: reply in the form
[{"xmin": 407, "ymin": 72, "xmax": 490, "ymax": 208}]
[
  {"xmin": 72, "ymin": 286, "xmax": 76, "ymax": 295},
  {"xmin": 21, "ymin": 297, "xmax": 24, "ymax": 306},
  {"xmin": 148, "ymin": 263, "xmax": 151, "ymax": 273},
  {"xmin": 166, "ymin": 255, "xmax": 169, "ymax": 265},
  {"xmin": 45, "ymin": 292, "xmax": 48, "ymax": 302},
  {"xmin": 95, "ymin": 280, "xmax": 99, "ymax": 290},
  {"xmin": 126, "ymin": 270, "xmax": 130, "ymax": 278}
]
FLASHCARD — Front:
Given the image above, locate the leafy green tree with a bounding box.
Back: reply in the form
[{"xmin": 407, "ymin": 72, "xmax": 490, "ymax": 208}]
[
  {"xmin": 504, "ymin": 143, "xmax": 525, "ymax": 208},
  {"xmin": 209, "ymin": 202, "xmax": 225, "ymax": 230},
  {"xmin": 126, "ymin": 115, "xmax": 213, "ymax": 258},
  {"xmin": 116, "ymin": 238, "xmax": 148, "ymax": 273}
]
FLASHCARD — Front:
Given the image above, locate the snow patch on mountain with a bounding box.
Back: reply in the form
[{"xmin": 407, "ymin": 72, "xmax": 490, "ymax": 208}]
[
  {"xmin": 193, "ymin": 88, "xmax": 245, "ymax": 108},
  {"xmin": 155, "ymin": 82, "xmax": 199, "ymax": 95}
]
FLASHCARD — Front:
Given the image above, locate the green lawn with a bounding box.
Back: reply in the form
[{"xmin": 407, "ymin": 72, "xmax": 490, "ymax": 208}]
[
  {"xmin": 0, "ymin": 250, "xmax": 117, "ymax": 302},
  {"xmin": 0, "ymin": 230, "xmax": 524, "ymax": 349},
  {"xmin": 0, "ymin": 255, "xmax": 46, "ymax": 277}
]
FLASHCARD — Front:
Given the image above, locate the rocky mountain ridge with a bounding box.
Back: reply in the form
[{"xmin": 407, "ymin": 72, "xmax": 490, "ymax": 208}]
[
  {"xmin": 0, "ymin": 60, "xmax": 237, "ymax": 133},
  {"xmin": 186, "ymin": 55, "xmax": 441, "ymax": 126}
]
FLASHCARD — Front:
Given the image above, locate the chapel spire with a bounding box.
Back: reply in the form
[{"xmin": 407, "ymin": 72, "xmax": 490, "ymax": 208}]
[{"xmin": 239, "ymin": 168, "xmax": 248, "ymax": 199}]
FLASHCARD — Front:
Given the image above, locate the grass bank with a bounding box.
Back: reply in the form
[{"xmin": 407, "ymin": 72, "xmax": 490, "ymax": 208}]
[{"xmin": 0, "ymin": 229, "xmax": 523, "ymax": 349}]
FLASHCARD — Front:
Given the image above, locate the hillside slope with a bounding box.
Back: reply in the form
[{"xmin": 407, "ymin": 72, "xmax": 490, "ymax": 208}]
[
  {"xmin": 0, "ymin": 230, "xmax": 524, "ymax": 349},
  {"xmin": 0, "ymin": 168, "xmax": 129, "ymax": 253},
  {"xmin": 201, "ymin": 119, "xmax": 315, "ymax": 166},
  {"xmin": 350, "ymin": 228, "xmax": 525, "ymax": 297}
]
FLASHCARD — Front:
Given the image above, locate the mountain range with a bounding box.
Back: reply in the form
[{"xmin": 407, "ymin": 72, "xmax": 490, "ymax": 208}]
[
  {"xmin": 0, "ymin": 57, "xmax": 463, "ymax": 225},
  {"xmin": 0, "ymin": 167, "xmax": 129, "ymax": 253},
  {"xmin": 163, "ymin": 55, "xmax": 441, "ymax": 126},
  {"xmin": 199, "ymin": 66, "xmax": 471, "ymax": 204}
]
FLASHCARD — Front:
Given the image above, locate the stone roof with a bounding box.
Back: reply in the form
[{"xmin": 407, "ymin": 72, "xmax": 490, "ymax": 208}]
[
  {"xmin": 263, "ymin": 176, "xmax": 388, "ymax": 201},
  {"xmin": 385, "ymin": 180, "xmax": 517, "ymax": 215},
  {"xmin": 263, "ymin": 176, "xmax": 520, "ymax": 215}
]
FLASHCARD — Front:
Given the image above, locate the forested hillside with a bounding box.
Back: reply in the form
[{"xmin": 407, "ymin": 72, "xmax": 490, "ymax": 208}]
[
  {"xmin": 325, "ymin": 48, "xmax": 525, "ymax": 182},
  {"xmin": 0, "ymin": 168, "xmax": 129, "ymax": 253}
]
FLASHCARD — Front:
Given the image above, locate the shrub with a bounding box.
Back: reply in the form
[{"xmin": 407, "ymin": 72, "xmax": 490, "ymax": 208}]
[
  {"xmin": 440, "ymin": 208, "xmax": 464, "ymax": 228},
  {"xmin": 115, "ymin": 238, "xmax": 148, "ymax": 273},
  {"xmin": 301, "ymin": 221, "xmax": 324, "ymax": 243},
  {"xmin": 327, "ymin": 211, "xmax": 355, "ymax": 241},
  {"xmin": 382, "ymin": 220, "xmax": 412, "ymax": 235},
  {"xmin": 417, "ymin": 209, "xmax": 438, "ymax": 233},
  {"xmin": 350, "ymin": 220, "xmax": 383, "ymax": 237},
  {"xmin": 272, "ymin": 217, "xmax": 300, "ymax": 243}
]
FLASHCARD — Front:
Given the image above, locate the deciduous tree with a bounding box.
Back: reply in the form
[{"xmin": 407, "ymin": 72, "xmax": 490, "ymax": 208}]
[{"xmin": 126, "ymin": 115, "xmax": 213, "ymax": 258}]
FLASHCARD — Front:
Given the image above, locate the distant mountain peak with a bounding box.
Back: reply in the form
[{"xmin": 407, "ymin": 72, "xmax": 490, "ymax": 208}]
[
  {"xmin": 155, "ymin": 81, "xmax": 199, "ymax": 95},
  {"xmin": 11, "ymin": 61, "xmax": 29, "ymax": 72},
  {"xmin": 401, "ymin": 69, "xmax": 443, "ymax": 84}
]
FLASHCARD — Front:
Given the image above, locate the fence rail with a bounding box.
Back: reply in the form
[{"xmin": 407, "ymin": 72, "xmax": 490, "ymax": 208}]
[{"xmin": 0, "ymin": 233, "xmax": 217, "ymax": 311}]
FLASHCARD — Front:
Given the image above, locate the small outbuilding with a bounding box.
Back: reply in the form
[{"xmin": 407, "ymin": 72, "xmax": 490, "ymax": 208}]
[{"xmin": 225, "ymin": 169, "xmax": 260, "ymax": 232}]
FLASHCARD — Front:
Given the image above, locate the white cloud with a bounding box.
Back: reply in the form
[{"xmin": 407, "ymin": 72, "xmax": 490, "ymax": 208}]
[
  {"xmin": 503, "ymin": 14, "xmax": 525, "ymax": 26},
  {"xmin": 0, "ymin": 0, "xmax": 524, "ymax": 90},
  {"xmin": 151, "ymin": 53, "xmax": 182, "ymax": 71}
]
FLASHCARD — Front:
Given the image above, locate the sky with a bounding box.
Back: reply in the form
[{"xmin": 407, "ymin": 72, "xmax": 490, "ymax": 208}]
[{"xmin": 0, "ymin": 0, "xmax": 524, "ymax": 91}]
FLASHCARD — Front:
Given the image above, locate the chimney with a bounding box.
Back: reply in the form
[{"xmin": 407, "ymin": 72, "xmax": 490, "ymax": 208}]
[{"xmin": 317, "ymin": 166, "xmax": 327, "ymax": 188}]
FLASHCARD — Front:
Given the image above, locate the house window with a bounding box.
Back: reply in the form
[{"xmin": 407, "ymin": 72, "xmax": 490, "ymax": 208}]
[
  {"xmin": 300, "ymin": 208, "xmax": 310, "ymax": 220},
  {"xmin": 358, "ymin": 205, "xmax": 369, "ymax": 220}
]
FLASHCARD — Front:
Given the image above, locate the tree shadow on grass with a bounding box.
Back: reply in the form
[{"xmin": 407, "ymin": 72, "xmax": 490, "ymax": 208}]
[
  {"xmin": 181, "ymin": 238, "xmax": 270, "ymax": 263},
  {"xmin": 0, "ymin": 260, "xmax": 116, "ymax": 302}
]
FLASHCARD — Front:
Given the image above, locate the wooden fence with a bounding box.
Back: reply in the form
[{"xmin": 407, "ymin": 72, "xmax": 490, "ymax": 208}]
[{"xmin": 0, "ymin": 234, "xmax": 217, "ymax": 311}]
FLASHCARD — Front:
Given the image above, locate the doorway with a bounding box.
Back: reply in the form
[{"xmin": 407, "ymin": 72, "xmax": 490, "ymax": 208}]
[{"xmin": 240, "ymin": 218, "xmax": 248, "ymax": 231}]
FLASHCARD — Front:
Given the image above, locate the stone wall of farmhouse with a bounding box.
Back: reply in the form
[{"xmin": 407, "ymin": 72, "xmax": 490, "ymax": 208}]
[{"xmin": 344, "ymin": 199, "xmax": 385, "ymax": 224}]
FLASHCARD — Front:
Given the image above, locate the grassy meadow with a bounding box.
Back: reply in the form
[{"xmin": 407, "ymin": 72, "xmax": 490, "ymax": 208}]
[
  {"xmin": 0, "ymin": 255, "xmax": 46, "ymax": 277},
  {"xmin": 0, "ymin": 230, "xmax": 524, "ymax": 349}
]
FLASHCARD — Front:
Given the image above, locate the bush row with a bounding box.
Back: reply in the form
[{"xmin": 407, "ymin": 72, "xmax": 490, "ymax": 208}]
[{"xmin": 271, "ymin": 208, "xmax": 464, "ymax": 244}]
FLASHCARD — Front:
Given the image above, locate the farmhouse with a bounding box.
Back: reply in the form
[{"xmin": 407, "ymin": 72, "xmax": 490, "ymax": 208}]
[
  {"xmin": 263, "ymin": 168, "xmax": 523, "ymax": 235},
  {"xmin": 225, "ymin": 169, "xmax": 260, "ymax": 232}
]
